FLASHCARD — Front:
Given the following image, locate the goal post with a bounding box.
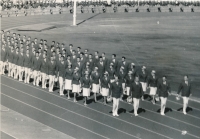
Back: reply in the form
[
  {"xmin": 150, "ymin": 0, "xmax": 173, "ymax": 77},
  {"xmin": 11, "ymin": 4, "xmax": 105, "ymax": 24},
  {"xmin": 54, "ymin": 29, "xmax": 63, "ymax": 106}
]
[{"xmin": 73, "ymin": 0, "xmax": 77, "ymax": 26}]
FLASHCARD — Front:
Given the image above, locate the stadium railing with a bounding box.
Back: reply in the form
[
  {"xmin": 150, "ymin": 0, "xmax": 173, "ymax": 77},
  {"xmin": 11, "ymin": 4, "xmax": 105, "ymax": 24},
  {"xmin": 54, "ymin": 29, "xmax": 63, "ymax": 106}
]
[{"xmin": 1, "ymin": 4, "xmax": 200, "ymax": 18}]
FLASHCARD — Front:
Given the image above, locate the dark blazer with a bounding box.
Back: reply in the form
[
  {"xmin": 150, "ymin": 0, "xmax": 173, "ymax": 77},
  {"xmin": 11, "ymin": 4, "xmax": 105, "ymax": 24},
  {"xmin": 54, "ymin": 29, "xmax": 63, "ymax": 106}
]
[
  {"xmin": 158, "ymin": 81, "xmax": 171, "ymax": 97},
  {"xmin": 40, "ymin": 59, "xmax": 49, "ymax": 74},
  {"xmin": 91, "ymin": 72, "xmax": 100, "ymax": 84},
  {"xmin": 65, "ymin": 68, "xmax": 73, "ymax": 80},
  {"xmin": 109, "ymin": 59, "xmax": 118, "ymax": 71},
  {"xmin": 32, "ymin": 57, "xmax": 42, "ymax": 71},
  {"xmin": 125, "ymin": 75, "xmax": 134, "ymax": 87},
  {"xmin": 138, "ymin": 70, "xmax": 148, "ymax": 83},
  {"xmin": 18, "ymin": 53, "xmax": 25, "ymax": 67},
  {"xmin": 111, "ymin": 81, "xmax": 122, "ymax": 98},
  {"xmin": 81, "ymin": 77, "xmax": 91, "ymax": 88},
  {"xmin": 101, "ymin": 77, "xmax": 110, "ymax": 88},
  {"xmin": 177, "ymin": 81, "xmax": 192, "ymax": 97},
  {"xmin": 147, "ymin": 75, "xmax": 158, "ymax": 87},
  {"xmin": 72, "ymin": 73, "xmax": 81, "ymax": 85},
  {"xmin": 117, "ymin": 61, "xmax": 129, "ymax": 74},
  {"xmin": 48, "ymin": 61, "xmax": 57, "ymax": 75},
  {"xmin": 13, "ymin": 52, "xmax": 19, "ymax": 65},
  {"xmin": 56, "ymin": 61, "xmax": 67, "ymax": 78},
  {"xmin": 107, "ymin": 68, "xmax": 115, "ymax": 80},
  {"xmin": 131, "ymin": 82, "xmax": 143, "ymax": 99},
  {"xmin": 1, "ymin": 48, "xmax": 7, "ymax": 62},
  {"xmin": 23, "ymin": 54, "xmax": 32, "ymax": 68},
  {"xmin": 97, "ymin": 61, "xmax": 105, "ymax": 76},
  {"xmin": 118, "ymin": 71, "xmax": 126, "ymax": 83}
]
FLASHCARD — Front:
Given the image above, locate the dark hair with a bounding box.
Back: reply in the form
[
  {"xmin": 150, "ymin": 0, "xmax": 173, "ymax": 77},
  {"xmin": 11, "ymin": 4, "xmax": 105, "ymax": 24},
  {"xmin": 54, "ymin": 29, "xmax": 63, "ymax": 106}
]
[
  {"xmin": 69, "ymin": 44, "xmax": 73, "ymax": 46},
  {"xmin": 112, "ymin": 54, "xmax": 116, "ymax": 57},
  {"xmin": 122, "ymin": 56, "xmax": 126, "ymax": 59}
]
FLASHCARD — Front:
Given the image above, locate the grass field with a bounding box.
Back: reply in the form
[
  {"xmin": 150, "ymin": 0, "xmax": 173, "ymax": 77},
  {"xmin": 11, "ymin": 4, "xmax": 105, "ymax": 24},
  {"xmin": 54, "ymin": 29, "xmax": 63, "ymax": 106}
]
[{"xmin": 2, "ymin": 12, "xmax": 200, "ymax": 97}]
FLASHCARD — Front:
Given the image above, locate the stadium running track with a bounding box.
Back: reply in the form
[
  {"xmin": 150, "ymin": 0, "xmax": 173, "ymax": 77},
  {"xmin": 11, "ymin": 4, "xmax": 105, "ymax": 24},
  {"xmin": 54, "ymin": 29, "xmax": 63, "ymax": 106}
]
[
  {"xmin": 1, "ymin": 13, "xmax": 200, "ymax": 139},
  {"xmin": 1, "ymin": 75, "xmax": 200, "ymax": 139}
]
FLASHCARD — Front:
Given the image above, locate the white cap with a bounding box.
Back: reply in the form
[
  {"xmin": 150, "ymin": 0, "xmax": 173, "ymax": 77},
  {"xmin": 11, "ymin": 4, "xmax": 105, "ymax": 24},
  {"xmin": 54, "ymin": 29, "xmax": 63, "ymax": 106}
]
[
  {"xmin": 152, "ymin": 70, "xmax": 156, "ymax": 74},
  {"xmin": 142, "ymin": 66, "xmax": 146, "ymax": 69},
  {"xmin": 131, "ymin": 63, "xmax": 135, "ymax": 65}
]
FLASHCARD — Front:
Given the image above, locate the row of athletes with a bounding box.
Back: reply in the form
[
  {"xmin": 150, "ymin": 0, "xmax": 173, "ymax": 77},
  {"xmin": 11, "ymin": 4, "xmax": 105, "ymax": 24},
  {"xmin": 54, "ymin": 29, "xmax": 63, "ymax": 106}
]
[{"xmin": 1, "ymin": 31, "xmax": 192, "ymax": 116}]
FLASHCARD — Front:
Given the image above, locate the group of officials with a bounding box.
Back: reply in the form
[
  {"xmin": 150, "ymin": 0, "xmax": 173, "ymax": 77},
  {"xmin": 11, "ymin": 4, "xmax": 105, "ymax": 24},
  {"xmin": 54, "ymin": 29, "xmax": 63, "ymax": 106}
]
[{"xmin": 1, "ymin": 31, "xmax": 192, "ymax": 117}]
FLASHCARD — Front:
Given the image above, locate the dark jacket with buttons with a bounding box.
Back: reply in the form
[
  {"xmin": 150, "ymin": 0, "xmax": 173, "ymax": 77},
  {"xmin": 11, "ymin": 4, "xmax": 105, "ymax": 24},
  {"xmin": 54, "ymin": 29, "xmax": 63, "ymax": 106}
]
[
  {"xmin": 177, "ymin": 81, "xmax": 192, "ymax": 97},
  {"xmin": 111, "ymin": 81, "xmax": 122, "ymax": 98},
  {"xmin": 81, "ymin": 77, "xmax": 91, "ymax": 88},
  {"xmin": 131, "ymin": 82, "xmax": 143, "ymax": 99},
  {"xmin": 158, "ymin": 81, "xmax": 171, "ymax": 97}
]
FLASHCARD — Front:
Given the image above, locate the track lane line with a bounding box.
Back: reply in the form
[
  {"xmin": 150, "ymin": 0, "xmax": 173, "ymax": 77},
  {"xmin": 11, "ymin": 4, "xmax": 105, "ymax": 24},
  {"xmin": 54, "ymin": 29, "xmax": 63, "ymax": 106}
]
[
  {"xmin": 1, "ymin": 93, "xmax": 110, "ymax": 139},
  {"xmin": 1, "ymin": 130, "xmax": 18, "ymax": 139},
  {"xmin": 2, "ymin": 75, "xmax": 200, "ymax": 119},
  {"xmin": 1, "ymin": 83, "xmax": 141, "ymax": 139},
  {"xmin": 1, "ymin": 105, "xmax": 76, "ymax": 139},
  {"xmin": 1, "ymin": 76, "xmax": 174, "ymax": 139}
]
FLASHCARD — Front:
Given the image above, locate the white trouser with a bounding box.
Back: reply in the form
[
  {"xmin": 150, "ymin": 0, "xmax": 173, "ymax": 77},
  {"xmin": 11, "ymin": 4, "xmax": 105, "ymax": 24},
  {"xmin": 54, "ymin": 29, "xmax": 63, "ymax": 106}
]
[
  {"xmin": 49, "ymin": 75, "xmax": 55, "ymax": 92},
  {"xmin": 59, "ymin": 76, "xmax": 64, "ymax": 95},
  {"xmin": 0, "ymin": 61, "xmax": 5, "ymax": 74},
  {"xmin": 112, "ymin": 98, "xmax": 119, "ymax": 115},
  {"xmin": 160, "ymin": 97, "xmax": 167, "ymax": 114},
  {"xmin": 183, "ymin": 97, "xmax": 189, "ymax": 113},
  {"xmin": 24, "ymin": 67, "xmax": 30, "ymax": 83},
  {"xmin": 18, "ymin": 66, "xmax": 24, "ymax": 81},
  {"xmin": 42, "ymin": 72, "xmax": 47, "ymax": 88},
  {"xmin": 133, "ymin": 98, "xmax": 140, "ymax": 115}
]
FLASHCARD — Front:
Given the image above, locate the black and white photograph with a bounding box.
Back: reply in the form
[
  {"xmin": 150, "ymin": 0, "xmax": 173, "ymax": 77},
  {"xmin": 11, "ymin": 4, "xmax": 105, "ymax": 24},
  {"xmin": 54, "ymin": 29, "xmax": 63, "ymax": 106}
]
[{"xmin": 0, "ymin": 0, "xmax": 200, "ymax": 138}]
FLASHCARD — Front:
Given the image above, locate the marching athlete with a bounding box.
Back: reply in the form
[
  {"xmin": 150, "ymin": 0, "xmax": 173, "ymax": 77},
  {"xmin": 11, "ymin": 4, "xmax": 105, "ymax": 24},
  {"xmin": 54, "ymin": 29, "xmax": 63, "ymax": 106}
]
[
  {"xmin": 48, "ymin": 56, "xmax": 57, "ymax": 92},
  {"xmin": 56, "ymin": 56, "xmax": 67, "ymax": 96},
  {"xmin": 65, "ymin": 63, "xmax": 73, "ymax": 99},
  {"xmin": 125, "ymin": 71, "xmax": 134, "ymax": 102},
  {"xmin": 118, "ymin": 66, "xmax": 126, "ymax": 101},
  {"xmin": 81, "ymin": 71, "xmax": 91, "ymax": 106},
  {"xmin": 72, "ymin": 67, "xmax": 81, "ymax": 102},
  {"xmin": 157, "ymin": 76, "xmax": 171, "ymax": 115},
  {"xmin": 18, "ymin": 47, "xmax": 25, "ymax": 81},
  {"xmin": 147, "ymin": 70, "xmax": 158, "ymax": 104},
  {"xmin": 40, "ymin": 52, "xmax": 49, "ymax": 89},
  {"xmin": 177, "ymin": 75, "xmax": 192, "ymax": 115},
  {"xmin": 131, "ymin": 75, "xmax": 143, "ymax": 116},
  {"xmin": 138, "ymin": 66, "xmax": 148, "ymax": 101},
  {"xmin": 100, "ymin": 72, "xmax": 110, "ymax": 105},
  {"xmin": 91, "ymin": 67, "xmax": 101, "ymax": 102},
  {"xmin": 24, "ymin": 49, "xmax": 32, "ymax": 84},
  {"xmin": 0, "ymin": 44, "xmax": 7, "ymax": 75},
  {"xmin": 111, "ymin": 74, "xmax": 122, "ymax": 116},
  {"xmin": 32, "ymin": 52, "xmax": 42, "ymax": 86}
]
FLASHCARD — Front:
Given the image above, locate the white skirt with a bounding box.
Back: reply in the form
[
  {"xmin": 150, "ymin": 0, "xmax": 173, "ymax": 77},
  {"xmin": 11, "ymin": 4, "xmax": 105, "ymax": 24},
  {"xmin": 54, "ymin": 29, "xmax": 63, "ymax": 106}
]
[
  {"xmin": 65, "ymin": 79, "xmax": 72, "ymax": 90},
  {"xmin": 150, "ymin": 87, "xmax": 157, "ymax": 95},
  {"xmin": 72, "ymin": 84, "xmax": 81, "ymax": 93},
  {"xmin": 126, "ymin": 87, "xmax": 131, "ymax": 96},
  {"xmin": 140, "ymin": 82, "xmax": 147, "ymax": 92},
  {"xmin": 83, "ymin": 88, "xmax": 90, "ymax": 96},
  {"xmin": 101, "ymin": 88, "xmax": 109, "ymax": 96},
  {"xmin": 92, "ymin": 84, "xmax": 100, "ymax": 93}
]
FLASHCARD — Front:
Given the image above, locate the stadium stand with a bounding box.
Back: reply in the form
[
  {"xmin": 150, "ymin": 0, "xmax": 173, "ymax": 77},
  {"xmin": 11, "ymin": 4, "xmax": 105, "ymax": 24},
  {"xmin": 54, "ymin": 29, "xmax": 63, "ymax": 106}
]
[{"xmin": 0, "ymin": 0, "xmax": 200, "ymax": 18}]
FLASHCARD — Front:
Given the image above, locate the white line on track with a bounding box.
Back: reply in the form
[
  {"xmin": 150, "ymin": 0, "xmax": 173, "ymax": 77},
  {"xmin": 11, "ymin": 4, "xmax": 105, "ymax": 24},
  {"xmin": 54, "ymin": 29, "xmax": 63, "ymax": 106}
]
[
  {"xmin": 141, "ymin": 97, "xmax": 200, "ymax": 120},
  {"xmin": 2, "ymin": 76, "xmax": 173, "ymax": 139},
  {"xmin": 1, "ymin": 93, "xmax": 110, "ymax": 139},
  {"xmin": 1, "ymin": 105, "xmax": 76, "ymax": 139},
  {"xmin": 1, "ymin": 83, "xmax": 141, "ymax": 139},
  {"xmin": 1, "ymin": 130, "xmax": 18, "ymax": 139},
  {"xmin": 99, "ymin": 100, "xmax": 200, "ymax": 132},
  {"xmin": 3, "ymin": 75, "xmax": 200, "ymax": 119}
]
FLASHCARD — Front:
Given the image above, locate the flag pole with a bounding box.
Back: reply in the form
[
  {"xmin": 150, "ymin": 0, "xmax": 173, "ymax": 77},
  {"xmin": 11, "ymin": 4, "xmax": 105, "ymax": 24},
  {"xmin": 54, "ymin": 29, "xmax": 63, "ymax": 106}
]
[{"xmin": 73, "ymin": 0, "xmax": 77, "ymax": 26}]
